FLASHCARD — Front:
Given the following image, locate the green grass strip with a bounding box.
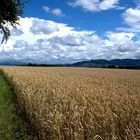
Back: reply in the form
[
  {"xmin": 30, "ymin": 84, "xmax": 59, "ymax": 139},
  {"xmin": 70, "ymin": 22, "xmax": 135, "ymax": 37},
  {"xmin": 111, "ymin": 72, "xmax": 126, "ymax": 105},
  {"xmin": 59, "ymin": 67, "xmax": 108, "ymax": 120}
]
[{"xmin": 0, "ymin": 73, "xmax": 32, "ymax": 140}]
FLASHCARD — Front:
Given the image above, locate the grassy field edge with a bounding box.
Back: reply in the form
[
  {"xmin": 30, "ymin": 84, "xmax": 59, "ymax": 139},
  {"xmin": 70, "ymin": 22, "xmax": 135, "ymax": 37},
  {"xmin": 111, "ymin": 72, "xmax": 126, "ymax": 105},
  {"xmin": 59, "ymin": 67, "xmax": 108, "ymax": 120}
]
[{"xmin": 0, "ymin": 69, "xmax": 33, "ymax": 140}]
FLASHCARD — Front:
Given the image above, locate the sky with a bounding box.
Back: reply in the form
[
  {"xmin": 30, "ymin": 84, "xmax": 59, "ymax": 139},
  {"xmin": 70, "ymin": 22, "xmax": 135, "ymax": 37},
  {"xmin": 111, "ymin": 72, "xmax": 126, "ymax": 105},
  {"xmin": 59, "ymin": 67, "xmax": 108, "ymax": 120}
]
[{"xmin": 0, "ymin": 0, "xmax": 140, "ymax": 64}]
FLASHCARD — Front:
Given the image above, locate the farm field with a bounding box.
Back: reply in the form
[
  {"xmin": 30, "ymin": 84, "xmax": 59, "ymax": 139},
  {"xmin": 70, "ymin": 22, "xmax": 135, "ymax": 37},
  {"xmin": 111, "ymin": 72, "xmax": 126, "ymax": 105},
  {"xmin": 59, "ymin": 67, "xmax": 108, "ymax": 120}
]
[{"xmin": 0, "ymin": 66, "xmax": 140, "ymax": 140}]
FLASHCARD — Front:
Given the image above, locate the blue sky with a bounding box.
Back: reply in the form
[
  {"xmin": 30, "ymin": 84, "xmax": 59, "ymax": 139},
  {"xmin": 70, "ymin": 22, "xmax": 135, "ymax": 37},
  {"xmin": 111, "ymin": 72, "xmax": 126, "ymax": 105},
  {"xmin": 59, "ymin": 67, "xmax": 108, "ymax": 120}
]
[
  {"xmin": 0, "ymin": 0, "xmax": 140, "ymax": 64},
  {"xmin": 23, "ymin": 0, "xmax": 133, "ymax": 32}
]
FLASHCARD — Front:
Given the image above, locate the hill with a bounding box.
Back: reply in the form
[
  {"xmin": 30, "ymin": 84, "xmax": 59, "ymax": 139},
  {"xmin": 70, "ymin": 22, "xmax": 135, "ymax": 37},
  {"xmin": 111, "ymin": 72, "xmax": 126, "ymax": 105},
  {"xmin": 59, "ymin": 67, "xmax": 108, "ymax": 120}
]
[{"xmin": 71, "ymin": 59, "xmax": 140, "ymax": 69}]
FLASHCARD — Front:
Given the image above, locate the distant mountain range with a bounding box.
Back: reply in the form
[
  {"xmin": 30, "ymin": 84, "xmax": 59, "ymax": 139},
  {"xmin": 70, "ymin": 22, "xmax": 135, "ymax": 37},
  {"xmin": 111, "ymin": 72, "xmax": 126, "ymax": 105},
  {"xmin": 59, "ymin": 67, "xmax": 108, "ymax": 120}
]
[
  {"xmin": 70, "ymin": 59, "xmax": 140, "ymax": 69},
  {"xmin": 0, "ymin": 60, "xmax": 25, "ymax": 66},
  {"xmin": 1, "ymin": 59, "xmax": 140, "ymax": 69}
]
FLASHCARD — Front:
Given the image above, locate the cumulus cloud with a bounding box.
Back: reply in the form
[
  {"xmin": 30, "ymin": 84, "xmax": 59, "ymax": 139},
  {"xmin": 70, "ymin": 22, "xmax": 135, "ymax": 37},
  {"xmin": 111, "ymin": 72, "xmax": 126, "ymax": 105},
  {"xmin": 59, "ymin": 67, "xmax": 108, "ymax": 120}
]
[
  {"xmin": 106, "ymin": 32, "xmax": 135, "ymax": 43},
  {"xmin": 0, "ymin": 17, "xmax": 140, "ymax": 64},
  {"xmin": 118, "ymin": 8, "xmax": 140, "ymax": 32},
  {"xmin": 123, "ymin": 8, "xmax": 140, "ymax": 28},
  {"xmin": 43, "ymin": 6, "xmax": 65, "ymax": 17},
  {"xmin": 11, "ymin": 28, "xmax": 24, "ymax": 36},
  {"xmin": 69, "ymin": 0, "xmax": 122, "ymax": 12},
  {"xmin": 13, "ymin": 40, "xmax": 28, "ymax": 49},
  {"xmin": 104, "ymin": 32, "xmax": 140, "ymax": 58},
  {"xmin": 52, "ymin": 9, "xmax": 64, "ymax": 17},
  {"xmin": 43, "ymin": 6, "xmax": 50, "ymax": 12},
  {"xmin": 30, "ymin": 18, "xmax": 59, "ymax": 35}
]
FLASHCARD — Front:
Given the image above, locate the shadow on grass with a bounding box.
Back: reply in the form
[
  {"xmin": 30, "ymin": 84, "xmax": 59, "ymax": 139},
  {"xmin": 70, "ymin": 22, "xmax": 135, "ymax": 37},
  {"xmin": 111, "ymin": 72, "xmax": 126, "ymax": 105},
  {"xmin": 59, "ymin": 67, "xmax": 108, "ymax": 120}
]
[{"xmin": 0, "ymin": 70, "xmax": 33, "ymax": 140}]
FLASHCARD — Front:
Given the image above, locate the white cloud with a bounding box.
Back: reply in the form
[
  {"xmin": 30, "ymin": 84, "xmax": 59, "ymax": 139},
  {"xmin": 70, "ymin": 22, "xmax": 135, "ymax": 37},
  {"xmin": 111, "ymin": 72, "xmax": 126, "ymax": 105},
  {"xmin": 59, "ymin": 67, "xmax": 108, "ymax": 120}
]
[
  {"xmin": 11, "ymin": 28, "xmax": 24, "ymax": 36},
  {"xmin": 69, "ymin": 0, "xmax": 121, "ymax": 12},
  {"xmin": 118, "ymin": 8, "xmax": 140, "ymax": 32},
  {"xmin": 123, "ymin": 8, "xmax": 140, "ymax": 27},
  {"xmin": 0, "ymin": 17, "xmax": 140, "ymax": 64},
  {"xmin": 52, "ymin": 9, "xmax": 64, "ymax": 17},
  {"xmin": 43, "ymin": 6, "xmax": 65, "ymax": 17},
  {"xmin": 99, "ymin": 0, "xmax": 119, "ymax": 10},
  {"xmin": 43, "ymin": 6, "xmax": 50, "ymax": 12},
  {"xmin": 132, "ymin": 0, "xmax": 140, "ymax": 9},
  {"xmin": 106, "ymin": 32, "xmax": 135, "ymax": 43},
  {"xmin": 30, "ymin": 19, "xmax": 60, "ymax": 35}
]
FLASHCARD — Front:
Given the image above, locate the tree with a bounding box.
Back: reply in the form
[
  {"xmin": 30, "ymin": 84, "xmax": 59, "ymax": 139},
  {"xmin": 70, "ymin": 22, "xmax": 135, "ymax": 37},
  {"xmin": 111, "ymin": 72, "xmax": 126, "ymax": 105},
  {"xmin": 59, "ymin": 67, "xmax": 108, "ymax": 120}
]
[{"xmin": 0, "ymin": 0, "xmax": 25, "ymax": 43}]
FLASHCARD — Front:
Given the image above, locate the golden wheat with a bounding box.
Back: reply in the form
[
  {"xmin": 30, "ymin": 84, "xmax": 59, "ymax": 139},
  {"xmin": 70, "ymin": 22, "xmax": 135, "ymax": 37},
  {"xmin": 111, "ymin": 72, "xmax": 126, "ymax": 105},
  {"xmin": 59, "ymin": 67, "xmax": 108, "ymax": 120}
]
[{"xmin": 0, "ymin": 66, "xmax": 140, "ymax": 140}]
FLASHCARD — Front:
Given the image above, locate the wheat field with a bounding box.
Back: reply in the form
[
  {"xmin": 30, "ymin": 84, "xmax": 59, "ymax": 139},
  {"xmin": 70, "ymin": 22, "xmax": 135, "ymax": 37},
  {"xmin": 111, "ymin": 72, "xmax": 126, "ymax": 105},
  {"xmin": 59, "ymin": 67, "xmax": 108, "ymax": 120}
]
[{"xmin": 0, "ymin": 66, "xmax": 140, "ymax": 140}]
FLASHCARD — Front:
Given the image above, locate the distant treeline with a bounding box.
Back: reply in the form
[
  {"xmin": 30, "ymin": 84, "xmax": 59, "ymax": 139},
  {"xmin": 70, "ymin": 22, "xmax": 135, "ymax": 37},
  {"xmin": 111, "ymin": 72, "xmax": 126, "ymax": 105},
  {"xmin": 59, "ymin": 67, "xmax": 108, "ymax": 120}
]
[
  {"xmin": 20, "ymin": 62, "xmax": 140, "ymax": 69},
  {"xmin": 102, "ymin": 65, "xmax": 140, "ymax": 69},
  {"xmin": 21, "ymin": 63, "xmax": 66, "ymax": 67}
]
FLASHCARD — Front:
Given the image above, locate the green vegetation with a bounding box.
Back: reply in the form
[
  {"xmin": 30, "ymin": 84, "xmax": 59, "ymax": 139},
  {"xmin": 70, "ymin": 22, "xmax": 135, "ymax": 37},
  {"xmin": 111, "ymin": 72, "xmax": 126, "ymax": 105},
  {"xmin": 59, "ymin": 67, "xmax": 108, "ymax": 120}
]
[
  {"xmin": 0, "ymin": 0, "xmax": 27, "ymax": 43},
  {"xmin": 0, "ymin": 72, "xmax": 32, "ymax": 140}
]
